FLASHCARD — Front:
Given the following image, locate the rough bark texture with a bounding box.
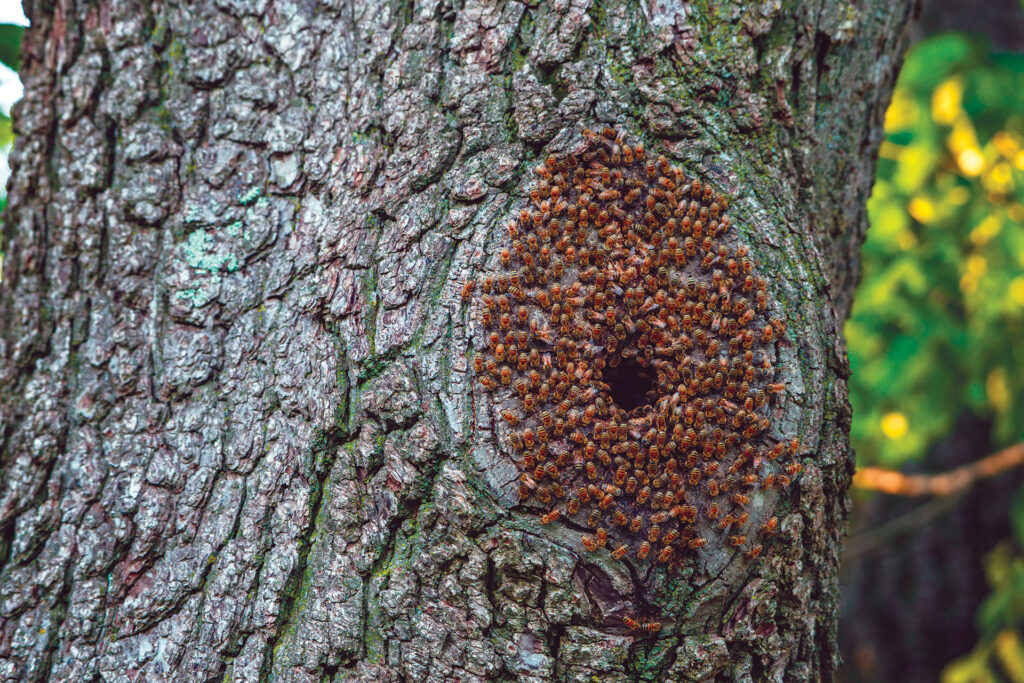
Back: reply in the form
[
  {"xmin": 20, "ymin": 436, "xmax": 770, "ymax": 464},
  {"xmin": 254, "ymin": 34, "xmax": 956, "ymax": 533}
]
[{"xmin": 0, "ymin": 0, "xmax": 914, "ymax": 681}]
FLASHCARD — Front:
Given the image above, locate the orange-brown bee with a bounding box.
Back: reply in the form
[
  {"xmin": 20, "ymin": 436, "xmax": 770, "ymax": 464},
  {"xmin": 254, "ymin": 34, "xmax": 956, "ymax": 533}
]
[
  {"xmin": 728, "ymin": 534, "xmax": 747, "ymax": 547},
  {"xmin": 641, "ymin": 621, "xmax": 662, "ymax": 633},
  {"xmin": 581, "ymin": 535, "xmax": 598, "ymax": 552},
  {"xmin": 637, "ymin": 541, "xmax": 651, "ymax": 560},
  {"xmin": 611, "ymin": 544, "xmax": 629, "ymax": 560},
  {"xmin": 596, "ymin": 527, "xmax": 608, "ymax": 547},
  {"xmin": 657, "ymin": 545, "xmax": 674, "ymax": 563},
  {"xmin": 760, "ymin": 516, "xmax": 778, "ymax": 536},
  {"xmin": 541, "ymin": 509, "xmax": 561, "ymax": 524},
  {"xmin": 744, "ymin": 544, "xmax": 763, "ymax": 560},
  {"xmin": 623, "ymin": 616, "xmax": 640, "ymax": 631}
]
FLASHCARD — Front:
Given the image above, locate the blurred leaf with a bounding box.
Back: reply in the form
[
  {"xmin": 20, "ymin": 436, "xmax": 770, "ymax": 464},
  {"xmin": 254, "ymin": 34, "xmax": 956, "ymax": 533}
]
[
  {"xmin": 0, "ymin": 24, "xmax": 23, "ymax": 72},
  {"xmin": 0, "ymin": 114, "xmax": 12, "ymax": 148}
]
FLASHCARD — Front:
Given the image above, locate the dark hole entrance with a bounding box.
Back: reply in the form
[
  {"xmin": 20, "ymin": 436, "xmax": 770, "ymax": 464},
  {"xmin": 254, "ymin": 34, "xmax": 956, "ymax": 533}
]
[{"xmin": 605, "ymin": 357, "xmax": 658, "ymax": 412}]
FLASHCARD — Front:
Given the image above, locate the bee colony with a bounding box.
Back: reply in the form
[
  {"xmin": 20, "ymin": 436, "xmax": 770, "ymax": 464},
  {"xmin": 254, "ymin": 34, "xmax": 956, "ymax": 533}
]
[{"xmin": 466, "ymin": 127, "xmax": 801, "ymax": 633}]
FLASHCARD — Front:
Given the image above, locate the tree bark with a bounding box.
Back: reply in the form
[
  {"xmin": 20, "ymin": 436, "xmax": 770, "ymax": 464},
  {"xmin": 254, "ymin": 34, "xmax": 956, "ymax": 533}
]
[{"xmin": 0, "ymin": 0, "xmax": 915, "ymax": 681}]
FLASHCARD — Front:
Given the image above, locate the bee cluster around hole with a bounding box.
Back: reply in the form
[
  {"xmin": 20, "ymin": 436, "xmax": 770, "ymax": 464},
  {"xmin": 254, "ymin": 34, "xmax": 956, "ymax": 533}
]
[{"xmin": 464, "ymin": 127, "xmax": 802, "ymax": 633}]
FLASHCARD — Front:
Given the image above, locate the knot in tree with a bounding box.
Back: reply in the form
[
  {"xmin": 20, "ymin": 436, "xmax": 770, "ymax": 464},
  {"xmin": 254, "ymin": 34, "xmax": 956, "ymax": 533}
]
[{"xmin": 469, "ymin": 127, "xmax": 801, "ymax": 632}]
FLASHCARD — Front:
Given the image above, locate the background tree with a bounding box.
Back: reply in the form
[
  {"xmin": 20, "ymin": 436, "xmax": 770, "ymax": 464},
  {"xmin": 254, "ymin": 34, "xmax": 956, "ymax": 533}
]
[{"xmin": 0, "ymin": 0, "xmax": 915, "ymax": 680}]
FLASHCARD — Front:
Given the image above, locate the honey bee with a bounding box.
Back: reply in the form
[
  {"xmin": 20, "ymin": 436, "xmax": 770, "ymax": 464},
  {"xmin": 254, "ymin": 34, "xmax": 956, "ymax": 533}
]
[{"xmin": 541, "ymin": 509, "xmax": 561, "ymax": 524}]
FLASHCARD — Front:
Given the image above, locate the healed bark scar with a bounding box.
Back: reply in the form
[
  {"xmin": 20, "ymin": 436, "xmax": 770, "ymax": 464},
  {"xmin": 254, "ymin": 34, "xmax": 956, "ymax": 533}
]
[{"xmin": 466, "ymin": 127, "xmax": 803, "ymax": 633}]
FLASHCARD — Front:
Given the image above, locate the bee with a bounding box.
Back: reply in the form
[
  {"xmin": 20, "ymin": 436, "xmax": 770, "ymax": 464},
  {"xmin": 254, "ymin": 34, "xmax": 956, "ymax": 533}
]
[
  {"xmin": 596, "ymin": 527, "xmax": 608, "ymax": 547},
  {"xmin": 541, "ymin": 509, "xmax": 561, "ymax": 524},
  {"xmin": 581, "ymin": 535, "xmax": 598, "ymax": 552},
  {"xmin": 728, "ymin": 535, "xmax": 747, "ymax": 547},
  {"xmin": 744, "ymin": 544, "xmax": 762, "ymax": 560},
  {"xmin": 629, "ymin": 515, "xmax": 643, "ymax": 534},
  {"xmin": 636, "ymin": 486, "xmax": 651, "ymax": 505},
  {"xmin": 611, "ymin": 544, "xmax": 629, "ymax": 560},
  {"xmin": 657, "ymin": 546, "xmax": 674, "ymax": 563},
  {"xmin": 501, "ymin": 409, "xmax": 520, "ymax": 425},
  {"xmin": 705, "ymin": 502, "xmax": 719, "ymax": 520},
  {"xmin": 688, "ymin": 537, "xmax": 707, "ymax": 549},
  {"xmin": 637, "ymin": 541, "xmax": 651, "ymax": 560},
  {"xmin": 641, "ymin": 621, "xmax": 662, "ymax": 633},
  {"xmin": 612, "ymin": 509, "xmax": 629, "ymax": 526},
  {"xmin": 623, "ymin": 616, "xmax": 640, "ymax": 631},
  {"xmin": 567, "ymin": 496, "xmax": 581, "ymax": 515},
  {"xmin": 760, "ymin": 516, "xmax": 778, "ymax": 536},
  {"xmin": 731, "ymin": 493, "xmax": 749, "ymax": 506}
]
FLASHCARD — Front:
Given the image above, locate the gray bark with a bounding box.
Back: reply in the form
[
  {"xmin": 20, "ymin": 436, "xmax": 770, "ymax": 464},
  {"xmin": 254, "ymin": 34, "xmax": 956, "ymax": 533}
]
[{"xmin": 0, "ymin": 0, "xmax": 915, "ymax": 681}]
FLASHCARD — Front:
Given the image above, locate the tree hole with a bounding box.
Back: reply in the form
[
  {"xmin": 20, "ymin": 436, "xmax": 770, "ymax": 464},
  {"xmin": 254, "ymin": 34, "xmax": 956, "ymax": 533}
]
[{"xmin": 605, "ymin": 357, "xmax": 658, "ymax": 412}]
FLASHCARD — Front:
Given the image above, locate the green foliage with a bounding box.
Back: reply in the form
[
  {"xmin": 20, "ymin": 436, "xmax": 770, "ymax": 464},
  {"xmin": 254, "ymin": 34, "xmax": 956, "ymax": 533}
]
[
  {"xmin": 847, "ymin": 33, "xmax": 1024, "ymax": 468},
  {"xmin": 851, "ymin": 33, "xmax": 1024, "ymax": 682},
  {"xmin": 0, "ymin": 17, "xmax": 23, "ymax": 268},
  {"xmin": 0, "ymin": 23, "xmax": 21, "ymax": 72}
]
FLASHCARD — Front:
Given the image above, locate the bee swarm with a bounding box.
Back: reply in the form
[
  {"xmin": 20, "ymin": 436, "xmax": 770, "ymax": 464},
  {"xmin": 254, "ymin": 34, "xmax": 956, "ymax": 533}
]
[{"xmin": 466, "ymin": 127, "xmax": 801, "ymax": 633}]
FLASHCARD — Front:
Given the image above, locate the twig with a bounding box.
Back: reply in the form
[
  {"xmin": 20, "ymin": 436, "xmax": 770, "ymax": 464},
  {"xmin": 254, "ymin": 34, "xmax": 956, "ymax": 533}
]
[{"xmin": 853, "ymin": 441, "xmax": 1024, "ymax": 497}]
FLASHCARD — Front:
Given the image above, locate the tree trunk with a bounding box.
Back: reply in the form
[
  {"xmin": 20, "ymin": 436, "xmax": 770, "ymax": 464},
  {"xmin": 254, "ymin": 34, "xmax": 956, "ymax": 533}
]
[{"xmin": 0, "ymin": 0, "xmax": 915, "ymax": 681}]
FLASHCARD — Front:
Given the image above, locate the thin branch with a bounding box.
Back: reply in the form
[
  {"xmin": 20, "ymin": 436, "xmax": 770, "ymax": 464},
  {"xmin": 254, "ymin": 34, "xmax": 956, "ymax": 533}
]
[{"xmin": 853, "ymin": 441, "xmax": 1024, "ymax": 497}]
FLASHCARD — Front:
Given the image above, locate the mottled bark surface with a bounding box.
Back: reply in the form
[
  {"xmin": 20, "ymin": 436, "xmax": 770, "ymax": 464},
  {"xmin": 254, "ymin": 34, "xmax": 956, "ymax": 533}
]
[{"xmin": 0, "ymin": 1, "xmax": 913, "ymax": 681}]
